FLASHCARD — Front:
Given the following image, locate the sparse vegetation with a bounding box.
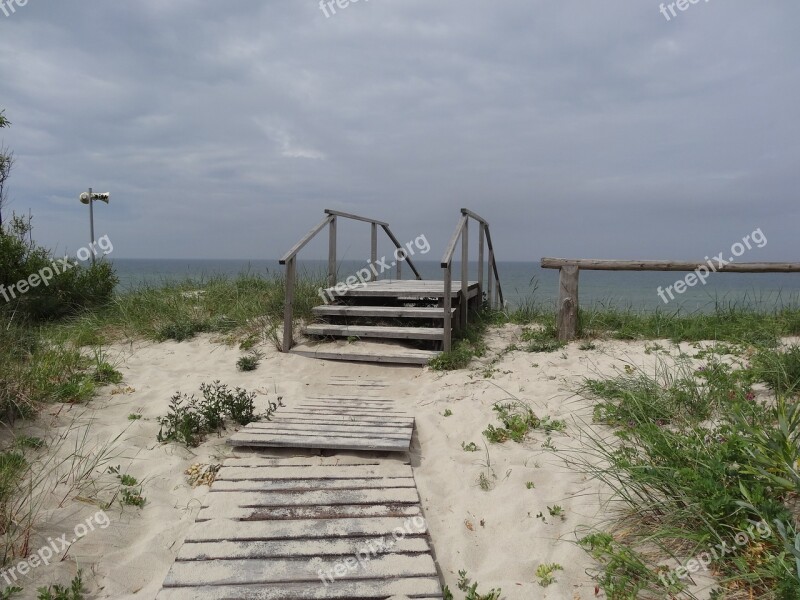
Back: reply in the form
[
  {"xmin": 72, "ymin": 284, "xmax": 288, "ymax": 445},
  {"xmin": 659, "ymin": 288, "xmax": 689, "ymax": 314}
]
[
  {"xmin": 37, "ymin": 572, "xmax": 85, "ymax": 600},
  {"xmin": 157, "ymin": 381, "xmax": 278, "ymax": 447},
  {"xmin": 482, "ymin": 398, "xmax": 565, "ymax": 444},
  {"xmin": 236, "ymin": 350, "xmax": 263, "ymax": 372},
  {"xmin": 535, "ymin": 562, "xmax": 563, "ymax": 587},
  {"xmin": 573, "ymin": 347, "xmax": 800, "ymax": 598}
]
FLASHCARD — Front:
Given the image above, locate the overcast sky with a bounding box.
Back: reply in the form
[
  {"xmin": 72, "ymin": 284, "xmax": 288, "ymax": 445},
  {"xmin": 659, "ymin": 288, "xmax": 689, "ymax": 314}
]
[{"xmin": 0, "ymin": 1, "xmax": 797, "ymax": 262}]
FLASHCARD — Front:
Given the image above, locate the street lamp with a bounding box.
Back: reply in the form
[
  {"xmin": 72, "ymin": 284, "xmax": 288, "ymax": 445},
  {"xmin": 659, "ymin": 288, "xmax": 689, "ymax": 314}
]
[{"xmin": 79, "ymin": 187, "xmax": 110, "ymax": 264}]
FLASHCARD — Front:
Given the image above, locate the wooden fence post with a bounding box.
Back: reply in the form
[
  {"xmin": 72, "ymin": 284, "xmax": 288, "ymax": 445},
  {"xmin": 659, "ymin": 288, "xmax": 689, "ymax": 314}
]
[
  {"xmin": 557, "ymin": 266, "xmax": 579, "ymax": 341},
  {"xmin": 328, "ymin": 217, "xmax": 337, "ymax": 288},
  {"xmin": 282, "ymin": 256, "xmax": 296, "ymax": 352}
]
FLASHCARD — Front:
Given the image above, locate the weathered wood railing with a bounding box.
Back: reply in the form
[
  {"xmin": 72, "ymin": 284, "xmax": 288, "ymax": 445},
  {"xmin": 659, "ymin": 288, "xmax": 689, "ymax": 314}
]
[
  {"xmin": 279, "ymin": 209, "xmax": 423, "ymax": 352},
  {"xmin": 541, "ymin": 257, "xmax": 800, "ymax": 341},
  {"xmin": 441, "ymin": 208, "xmax": 504, "ymax": 352}
]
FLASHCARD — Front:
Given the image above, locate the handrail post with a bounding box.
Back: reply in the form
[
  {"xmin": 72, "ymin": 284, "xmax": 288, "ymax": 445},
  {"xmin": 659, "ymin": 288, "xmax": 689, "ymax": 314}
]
[
  {"xmin": 460, "ymin": 219, "xmax": 469, "ymax": 328},
  {"xmin": 478, "ymin": 223, "xmax": 485, "ymax": 306},
  {"xmin": 328, "ymin": 216, "xmax": 337, "ymax": 288},
  {"xmin": 443, "ymin": 264, "xmax": 452, "ymax": 352},
  {"xmin": 282, "ymin": 256, "xmax": 296, "ymax": 352},
  {"xmin": 488, "ymin": 246, "xmax": 494, "ymax": 309},
  {"xmin": 371, "ymin": 222, "xmax": 378, "ymax": 274}
]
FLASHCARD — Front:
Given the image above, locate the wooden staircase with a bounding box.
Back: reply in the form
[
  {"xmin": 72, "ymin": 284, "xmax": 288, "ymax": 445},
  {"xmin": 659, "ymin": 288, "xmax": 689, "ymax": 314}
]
[
  {"xmin": 280, "ymin": 209, "xmax": 503, "ymax": 366},
  {"xmin": 293, "ymin": 279, "xmax": 479, "ymax": 365}
]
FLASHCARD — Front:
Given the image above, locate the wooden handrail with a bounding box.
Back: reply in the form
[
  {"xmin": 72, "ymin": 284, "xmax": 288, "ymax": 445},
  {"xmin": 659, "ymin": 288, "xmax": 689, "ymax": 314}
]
[
  {"xmin": 542, "ymin": 258, "xmax": 800, "ymax": 273},
  {"xmin": 281, "ymin": 209, "xmax": 424, "ymax": 352},
  {"xmin": 441, "ymin": 209, "xmax": 504, "ymax": 352},
  {"xmin": 324, "ymin": 209, "xmax": 389, "ymax": 227},
  {"xmin": 441, "ymin": 214, "xmax": 468, "ymax": 268},
  {"xmin": 541, "ymin": 257, "xmax": 800, "ymax": 342},
  {"xmin": 460, "ymin": 207, "xmax": 489, "ymax": 225},
  {"xmin": 279, "ymin": 216, "xmax": 333, "ymax": 265},
  {"xmin": 381, "ymin": 224, "xmax": 423, "ymax": 280}
]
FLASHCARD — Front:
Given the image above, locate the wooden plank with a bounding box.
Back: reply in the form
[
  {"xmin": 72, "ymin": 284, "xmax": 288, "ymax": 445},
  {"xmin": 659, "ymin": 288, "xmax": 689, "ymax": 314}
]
[
  {"xmin": 303, "ymin": 396, "xmax": 397, "ymax": 403},
  {"xmin": 176, "ymin": 536, "xmax": 430, "ymax": 560},
  {"xmin": 292, "ymin": 406, "xmax": 410, "ymax": 416},
  {"xmin": 216, "ymin": 464, "xmax": 412, "ymax": 480},
  {"xmin": 297, "ymin": 400, "xmax": 408, "ymax": 415},
  {"xmin": 218, "ymin": 457, "xmax": 408, "ymax": 468},
  {"xmin": 540, "ymin": 257, "xmax": 800, "ymax": 272},
  {"xmin": 249, "ymin": 419, "xmax": 412, "ymax": 430},
  {"xmin": 210, "ymin": 477, "xmax": 416, "ymax": 492},
  {"xmin": 164, "ymin": 554, "xmax": 437, "ymax": 587},
  {"xmin": 195, "ymin": 503, "xmax": 422, "ymax": 522},
  {"xmin": 304, "ymin": 324, "xmax": 444, "ymax": 341},
  {"xmin": 227, "ymin": 433, "xmax": 410, "ymax": 452},
  {"xmin": 233, "ymin": 427, "xmax": 411, "ymax": 441},
  {"xmin": 157, "ymin": 577, "xmax": 444, "ymax": 599},
  {"xmin": 203, "ymin": 488, "xmax": 420, "ymax": 508},
  {"xmin": 292, "ymin": 348, "xmax": 438, "ymax": 365},
  {"xmin": 241, "ymin": 423, "xmax": 412, "ymax": 436},
  {"xmin": 557, "ymin": 265, "xmax": 579, "ymax": 342},
  {"xmin": 183, "ymin": 516, "xmax": 427, "ymax": 542},
  {"xmin": 313, "ymin": 306, "xmax": 452, "ymax": 319},
  {"xmin": 261, "ymin": 413, "xmax": 414, "ymax": 425}
]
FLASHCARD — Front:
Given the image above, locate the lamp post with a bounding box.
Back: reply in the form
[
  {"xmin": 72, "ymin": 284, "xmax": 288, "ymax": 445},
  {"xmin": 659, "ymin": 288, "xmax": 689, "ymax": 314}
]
[{"xmin": 79, "ymin": 188, "xmax": 109, "ymax": 264}]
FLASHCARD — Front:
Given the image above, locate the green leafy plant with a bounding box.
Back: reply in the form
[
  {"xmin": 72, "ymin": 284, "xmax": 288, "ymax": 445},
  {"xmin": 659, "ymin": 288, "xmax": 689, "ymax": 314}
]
[
  {"xmin": 455, "ymin": 570, "xmax": 501, "ymax": 600},
  {"xmin": 535, "ymin": 563, "xmax": 563, "ymax": 587},
  {"xmin": 236, "ymin": 350, "xmax": 263, "ymax": 372},
  {"xmin": 157, "ymin": 381, "xmax": 277, "ymax": 447},
  {"xmin": 443, "ymin": 409, "xmax": 453, "ymax": 417},
  {"xmin": 462, "ymin": 441, "xmax": 478, "ymax": 452},
  {"xmin": 0, "ymin": 586, "xmax": 22, "ymax": 599},
  {"xmin": 483, "ymin": 400, "xmax": 565, "ymax": 444},
  {"xmin": 36, "ymin": 572, "xmax": 84, "ymax": 600}
]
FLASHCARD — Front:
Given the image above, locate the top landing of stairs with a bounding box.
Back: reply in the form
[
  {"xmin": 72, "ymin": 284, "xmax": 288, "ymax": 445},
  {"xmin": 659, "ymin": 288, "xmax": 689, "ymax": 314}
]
[{"xmin": 323, "ymin": 279, "xmax": 480, "ymax": 299}]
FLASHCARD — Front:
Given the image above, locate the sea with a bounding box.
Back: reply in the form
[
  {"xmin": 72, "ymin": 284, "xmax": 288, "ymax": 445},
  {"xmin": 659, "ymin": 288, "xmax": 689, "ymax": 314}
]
[{"xmin": 109, "ymin": 259, "xmax": 800, "ymax": 314}]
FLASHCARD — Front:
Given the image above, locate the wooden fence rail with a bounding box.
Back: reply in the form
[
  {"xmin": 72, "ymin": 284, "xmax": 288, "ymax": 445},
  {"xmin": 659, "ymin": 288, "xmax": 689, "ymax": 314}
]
[{"xmin": 541, "ymin": 257, "xmax": 800, "ymax": 341}]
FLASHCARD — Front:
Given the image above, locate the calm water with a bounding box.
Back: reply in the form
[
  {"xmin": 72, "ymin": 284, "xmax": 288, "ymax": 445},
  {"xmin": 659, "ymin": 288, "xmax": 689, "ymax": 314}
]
[{"xmin": 110, "ymin": 258, "xmax": 800, "ymax": 313}]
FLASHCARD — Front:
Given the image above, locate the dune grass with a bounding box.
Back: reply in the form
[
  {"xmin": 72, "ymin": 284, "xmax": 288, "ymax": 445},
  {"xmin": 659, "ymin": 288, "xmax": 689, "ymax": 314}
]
[{"xmin": 573, "ymin": 346, "xmax": 800, "ymax": 599}]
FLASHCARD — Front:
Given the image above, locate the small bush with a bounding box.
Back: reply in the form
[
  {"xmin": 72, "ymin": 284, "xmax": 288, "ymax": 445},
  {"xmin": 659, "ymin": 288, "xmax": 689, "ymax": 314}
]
[
  {"xmin": 158, "ymin": 381, "xmax": 277, "ymax": 447},
  {"xmin": 483, "ymin": 401, "xmax": 564, "ymax": 444},
  {"xmin": 236, "ymin": 351, "xmax": 263, "ymax": 372}
]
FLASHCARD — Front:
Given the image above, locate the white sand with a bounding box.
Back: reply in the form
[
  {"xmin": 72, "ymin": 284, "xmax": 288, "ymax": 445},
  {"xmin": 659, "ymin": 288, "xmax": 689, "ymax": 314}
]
[{"xmin": 1, "ymin": 328, "xmax": 715, "ymax": 599}]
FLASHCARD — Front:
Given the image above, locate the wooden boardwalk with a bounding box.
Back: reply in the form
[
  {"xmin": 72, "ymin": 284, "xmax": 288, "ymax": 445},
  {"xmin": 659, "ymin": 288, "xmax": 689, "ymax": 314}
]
[
  {"xmin": 228, "ymin": 394, "xmax": 414, "ymax": 452},
  {"xmin": 158, "ymin": 378, "xmax": 440, "ymax": 598},
  {"xmin": 157, "ymin": 456, "xmax": 443, "ymax": 599}
]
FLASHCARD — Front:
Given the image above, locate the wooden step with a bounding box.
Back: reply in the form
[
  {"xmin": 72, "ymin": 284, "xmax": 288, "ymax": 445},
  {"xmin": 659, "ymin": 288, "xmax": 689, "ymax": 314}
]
[
  {"xmin": 304, "ymin": 324, "xmax": 444, "ymax": 341},
  {"xmin": 312, "ymin": 306, "xmax": 454, "ymax": 319},
  {"xmin": 324, "ymin": 279, "xmax": 479, "ymax": 299},
  {"xmin": 291, "ymin": 341, "xmax": 439, "ymax": 366}
]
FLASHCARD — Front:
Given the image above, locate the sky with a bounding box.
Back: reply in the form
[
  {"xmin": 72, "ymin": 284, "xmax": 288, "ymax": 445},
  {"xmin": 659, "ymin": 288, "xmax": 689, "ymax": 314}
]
[{"xmin": 0, "ymin": 0, "xmax": 798, "ymax": 262}]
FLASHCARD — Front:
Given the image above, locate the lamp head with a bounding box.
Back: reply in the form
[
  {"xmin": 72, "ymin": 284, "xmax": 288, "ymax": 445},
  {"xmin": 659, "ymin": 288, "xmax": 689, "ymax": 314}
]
[{"xmin": 79, "ymin": 192, "xmax": 110, "ymax": 204}]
